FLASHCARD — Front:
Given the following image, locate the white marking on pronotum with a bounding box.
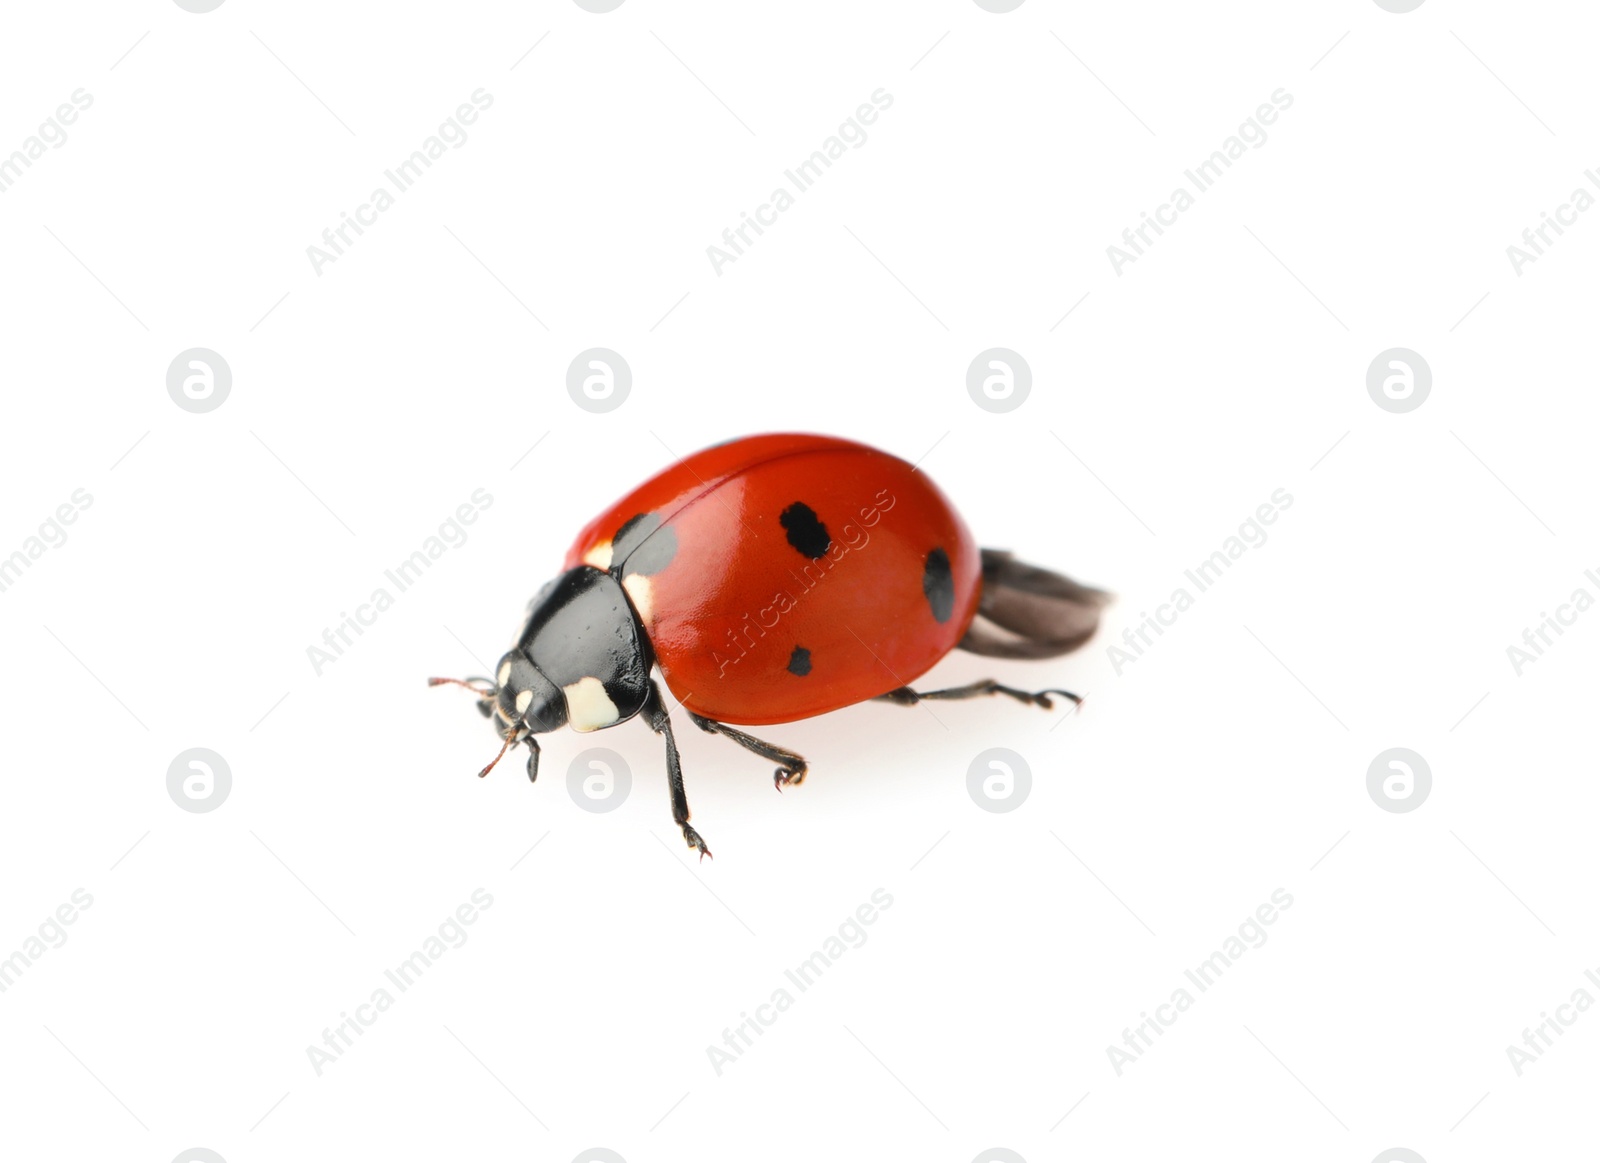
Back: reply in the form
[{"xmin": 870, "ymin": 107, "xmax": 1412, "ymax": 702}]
[
  {"xmin": 498, "ymin": 660, "xmax": 512, "ymax": 686},
  {"xmin": 515, "ymin": 689, "xmax": 533, "ymax": 714},
  {"xmin": 563, "ymin": 676, "xmax": 620, "ymax": 732},
  {"xmin": 622, "ymin": 573, "xmax": 654, "ymax": 626},
  {"xmin": 583, "ymin": 541, "xmax": 614, "ymax": 570}
]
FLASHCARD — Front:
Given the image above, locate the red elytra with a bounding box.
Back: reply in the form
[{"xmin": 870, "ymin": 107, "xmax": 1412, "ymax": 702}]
[
  {"xmin": 433, "ymin": 432, "xmax": 1108, "ymax": 858},
  {"xmin": 562, "ymin": 432, "xmax": 983, "ymax": 725}
]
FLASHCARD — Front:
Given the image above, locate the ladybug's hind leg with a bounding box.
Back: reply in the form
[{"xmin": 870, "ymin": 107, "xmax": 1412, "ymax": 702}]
[
  {"xmin": 688, "ymin": 713, "xmax": 809, "ymax": 791},
  {"xmin": 643, "ymin": 681, "xmax": 711, "ymax": 860},
  {"xmin": 876, "ymin": 680, "xmax": 1083, "ymax": 713}
]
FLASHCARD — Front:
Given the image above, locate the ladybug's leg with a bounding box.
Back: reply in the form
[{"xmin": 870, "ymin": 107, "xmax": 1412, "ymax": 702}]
[
  {"xmin": 643, "ymin": 681, "xmax": 712, "ymax": 860},
  {"xmin": 687, "ymin": 713, "xmax": 809, "ymax": 790},
  {"xmin": 875, "ymin": 680, "xmax": 1083, "ymax": 712}
]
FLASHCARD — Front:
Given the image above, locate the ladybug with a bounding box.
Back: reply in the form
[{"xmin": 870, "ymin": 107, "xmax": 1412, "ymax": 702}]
[{"xmin": 432, "ymin": 433, "xmax": 1107, "ymax": 858}]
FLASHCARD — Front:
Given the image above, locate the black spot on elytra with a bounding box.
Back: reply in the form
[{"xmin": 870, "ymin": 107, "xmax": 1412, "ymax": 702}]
[
  {"xmin": 612, "ymin": 512, "xmax": 655, "ymax": 558},
  {"xmin": 780, "ymin": 502, "xmax": 831, "ymax": 559},
  {"xmin": 610, "ymin": 512, "xmax": 678, "ymax": 576},
  {"xmin": 923, "ymin": 547, "xmax": 954, "ymax": 623},
  {"xmin": 787, "ymin": 646, "xmax": 812, "ymax": 676}
]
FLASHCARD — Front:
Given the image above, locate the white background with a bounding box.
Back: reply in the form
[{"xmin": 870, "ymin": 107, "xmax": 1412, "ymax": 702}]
[{"xmin": 1, "ymin": 1, "xmax": 1596, "ymax": 1161}]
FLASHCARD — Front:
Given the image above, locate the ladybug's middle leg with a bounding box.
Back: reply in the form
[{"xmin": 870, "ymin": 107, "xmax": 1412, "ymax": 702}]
[
  {"xmin": 875, "ymin": 680, "xmax": 1083, "ymax": 712},
  {"xmin": 643, "ymin": 681, "xmax": 712, "ymax": 860},
  {"xmin": 687, "ymin": 713, "xmax": 809, "ymax": 791}
]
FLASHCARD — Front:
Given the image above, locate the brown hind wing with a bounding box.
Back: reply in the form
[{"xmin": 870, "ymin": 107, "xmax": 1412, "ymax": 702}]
[{"xmin": 957, "ymin": 549, "xmax": 1111, "ymax": 659}]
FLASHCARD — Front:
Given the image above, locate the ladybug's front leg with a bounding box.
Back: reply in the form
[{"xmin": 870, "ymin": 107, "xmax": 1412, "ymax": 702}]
[
  {"xmin": 687, "ymin": 713, "xmax": 809, "ymax": 790},
  {"xmin": 642, "ymin": 681, "xmax": 711, "ymax": 860}
]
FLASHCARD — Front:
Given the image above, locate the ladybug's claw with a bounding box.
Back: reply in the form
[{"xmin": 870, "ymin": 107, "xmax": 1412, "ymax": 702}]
[
  {"xmin": 683, "ymin": 825, "xmax": 712, "ymax": 860},
  {"xmin": 773, "ymin": 762, "xmax": 808, "ymax": 791},
  {"xmin": 1033, "ymin": 687, "xmax": 1085, "ymax": 712}
]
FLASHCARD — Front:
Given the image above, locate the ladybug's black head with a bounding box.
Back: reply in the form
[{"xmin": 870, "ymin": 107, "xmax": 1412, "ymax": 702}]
[
  {"xmin": 432, "ymin": 566, "xmax": 655, "ymax": 778},
  {"xmin": 489, "ymin": 648, "xmax": 567, "ymax": 737}
]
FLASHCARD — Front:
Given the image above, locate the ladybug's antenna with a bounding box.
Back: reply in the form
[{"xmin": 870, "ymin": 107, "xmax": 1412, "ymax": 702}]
[
  {"xmin": 477, "ymin": 728, "xmax": 522, "ymax": 779},
  {"xmin": 430, "ymin": 675, "xmax": 518, "ymax": 776},
  {"xmin": 428, "ymin": 676, "xmax": 496, "ymax": 696}
]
